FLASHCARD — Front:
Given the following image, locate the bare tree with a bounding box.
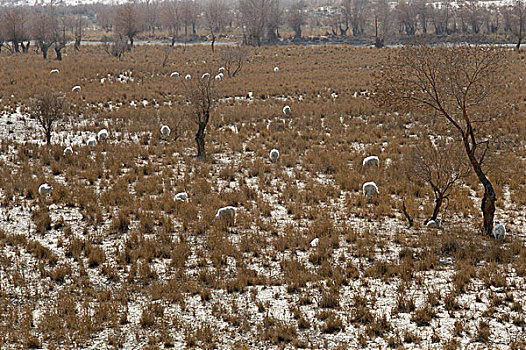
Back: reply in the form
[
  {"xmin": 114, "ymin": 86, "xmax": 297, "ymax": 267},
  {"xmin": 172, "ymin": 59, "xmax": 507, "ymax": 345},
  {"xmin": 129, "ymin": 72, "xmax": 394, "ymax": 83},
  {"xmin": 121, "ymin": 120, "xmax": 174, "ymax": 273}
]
[
  {"xmin": 53, "ymin": 16, "xmax": 68, "ymax": 61},
  {"xmin": 405, "ymin": 138, "xmax": 469, "ymax": 223},
  {"xmin": 32, "ymin": 11, "xmax": 55, "ymax": 59},
  {"xmin": 73, "ymin": 15, "xmax": 86, "ymax": 51},
  {"xmin": 379, "ymin": 45, "xmax": 506, "ymax": 236},
  {"xmin": 114, "ymin": 3, "xmax": 142, "ymax": 48},
  {"xmin": 397, "ymin": 1, "xmax": 418, "ymax": 36},
  {"xmin": 161, "ymin": 0, "xmax": 181, "ymax": 46},
  {"xmin": 239, "ymin": 0, "xmax": 279, "ymax": 46},
  {"xmin": 142, "ymin": 0, "xmax": 159, "ymax": 35},
  {"xmin": 431, "ymin": 1, "xmax": 451, "ymax": 35},
  {"xmin": 1, "ymin": 8, "xmax": 28, "ymax": 53},
  {"xmin": 29, "ymin": 91, "xmax": 68, "ymax": 145},
  {"xmin": 102, "ymin": 34, "xmax": 128, "ymax": 59},
  {"xmin": 219, "ymin": 45, "xmax": 249, "ymax": 77},
  {"xmin": 182, "ymin": 70, "xmax": 221, "ymax": 159},
  {"xmin": 373, "ymin": 0, "xmax": 392, "ymax": 47},
  {"xmin": 204, "ymin": 1, "xmax": 228, "ymax": 51},
  {"xmin": 288, "ymin": 1, "xmax": 306, "ymax": 40},
  {"xmin": 97, "ymin": 6, "xmax": 114, "ymax": 32},
  {"xmin": 510, "ymin": 0, "xmax": 526, "ymax": 49},
  {"xmin": 180, "ymin": 0, "xmax": 199, "ymax": 37}
]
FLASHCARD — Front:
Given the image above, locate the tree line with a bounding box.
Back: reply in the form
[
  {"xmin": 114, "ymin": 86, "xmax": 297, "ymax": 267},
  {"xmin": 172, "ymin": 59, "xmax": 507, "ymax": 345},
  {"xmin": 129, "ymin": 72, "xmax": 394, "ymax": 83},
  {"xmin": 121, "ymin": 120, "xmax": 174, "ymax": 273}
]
[{"xmin": 1, "ymin": 0, "xmax": 526, "ymax": 58}]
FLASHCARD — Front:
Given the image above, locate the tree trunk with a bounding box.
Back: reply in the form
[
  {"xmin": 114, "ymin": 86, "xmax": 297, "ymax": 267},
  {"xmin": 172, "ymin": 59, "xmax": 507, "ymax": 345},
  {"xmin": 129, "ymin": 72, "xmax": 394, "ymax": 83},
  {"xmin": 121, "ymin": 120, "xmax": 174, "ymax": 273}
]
[
  {"xmin": 430, "ymin": 196, "xmax": 443, "ymax": 221},
  {"xmin": 46, "ymin": 130, "xmax": 51, "ymax": 144},
  {"xmin": 195, "ymin": 123, "xmax": 206, "ymax": 159},
  {"xmin": 128, "ymin": 35, "xmax": 134, "ymax": 48},
  {"xmin": 55, "ymin": 47, "xmax": 63, "ymax": 61},
  {"xmin": 463, "ymin": 138, "xmax": 496, "ymax": 236},
  {"xmin": 42, "ymin": 46, "xmax": 48, "ymax": 59},
  {"xmin": 74, "ymin": 38, "xmax": 81, "ymax": 51}
]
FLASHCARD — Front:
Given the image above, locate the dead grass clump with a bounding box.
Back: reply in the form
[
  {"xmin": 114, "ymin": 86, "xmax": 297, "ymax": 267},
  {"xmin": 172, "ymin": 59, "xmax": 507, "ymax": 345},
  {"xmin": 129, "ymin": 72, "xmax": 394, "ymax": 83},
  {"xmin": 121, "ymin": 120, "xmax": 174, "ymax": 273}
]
[
  {"xmin": 261, "ymin": 317, "xmax": 297, "ymax": 344},
  {"xmin": 31, "ymin": 205, "xmax": 52, "ymax": 234}
]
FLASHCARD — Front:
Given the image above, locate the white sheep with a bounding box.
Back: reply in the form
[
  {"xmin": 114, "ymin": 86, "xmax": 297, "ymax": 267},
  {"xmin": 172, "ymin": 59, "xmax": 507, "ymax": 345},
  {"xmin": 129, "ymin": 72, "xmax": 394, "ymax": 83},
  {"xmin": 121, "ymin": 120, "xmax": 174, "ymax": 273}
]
[
  {"xmin": 426, "ymin": 219, "xmax": 441, "ymax": 229},
  {"xmin": 63, "ymin": 147, "xmax": 73, "ymax": 156},
  {"xmin": 492, "ymin": 223, "xmax": 506, "ymax": 239},
  {"xmin": 174, "ymin": 192, "xmax": 188, "ymax": 202},
  {"xmin": 170, "ymin": 72, "xmax": 180, "ymax": 78},
  {"xmin": 160, "ymin": 125, "xmax": 171, "ymax": 138},
  {"xmin": 215, "ymin": 74, "xmax": 222, "ymax": 81},
  {"xmin": 50, "ymin": 69, "xmax": 59, "ymax": 74},
  {"xmin": 185, "ymin": 74, "xmax": 191, "ymax": 81},
  {"xmin": 215, "ymin": 206, "xmax": 236, "ymax": 226},
  {"xmin": 310, "ymin": 238, "xmax": 319, "ymax": 247},
  {"xmin": 87, "ymin": 137, "xmax": 97, "ymax": 148},
  {"xmin": 248, "ymin": 91, "xmax": 253, "ymax": 99},
  {"xmin": 283, "ymin": 105, "xmax": 291, "ymax": 117},
  {"xmin": 219, "ymin": 67, "xmax": 225, "ymax": 73},
  {"xmin": 72, "ymin": 86, "xmax": 81, "ymax": 93},
  {"xmin": 269, "ymin": 149, "xmax": 280, "ymax": 163},
  {"xmin": 201, "ymin": 72, "xmax": 211, "ymax": 80},
  {"xmin": 274, "ymin": 66, "xmax": 279, "ymax": 73},
  {"xmin": 362, "ymin": 156, "xmax": 380, "ymax": 168},
  {"xmin": 38, "ymin": 183, "xmax": 53, "ymax": 196},
  {"xmin": 97, "ymin": 129, "xmax": 109, "ymax": 141},
  {"xmin": 362, "ymin": 182, "xmax": 379, "ymax": 197}
]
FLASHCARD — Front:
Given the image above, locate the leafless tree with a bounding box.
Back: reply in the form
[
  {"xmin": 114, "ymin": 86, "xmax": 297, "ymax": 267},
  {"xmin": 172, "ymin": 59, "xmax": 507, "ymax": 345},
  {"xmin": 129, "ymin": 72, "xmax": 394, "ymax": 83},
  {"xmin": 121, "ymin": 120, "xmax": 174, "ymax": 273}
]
[
  {"xmin": 373, "ymin": 0, "xmax": 392, "ymax": 47},
  {"xmin": 379, "ymin": 45, "xmax": 506, "ymax": 236},
  {"xmin": 397, "ymin": 1, "xmax": 418, "ymax": 36},
  {"xmin": 180, "ymin": 0, "xmax": 199, "ymax": 37},
  {"xmin": 1, "ymin": 8, "xmax": 29, "ymax": 53},
  {"xmin": 204, "ymin": 0, "xmax": 228, "ymax": 51},
  {"xmin": 431, "ymin": 2, "xmax": 451, "ymax": 35},
  {"xmin": 288, "ymin": 1, "xmax": 306, "ymax": 40},
  {"xmin": 510, "ymin": 0, "xmax": 526, "ymax": 49},
  {"xmin": 102, "ymin": 34, "xmax": 128, "ymax": 59},
  {"xmin": 405, "ymin": 138, "xmax": 469, "ymax": 223},
  {"xmin": 73, "ymin": 15, "xmax": 86, "ymax": 50},
  {"xmin": 161, "ymin": 0, "xmax": 181, "ymax": 46},
  {"xmin": 142, "ymin": 0, "xmax": 159, "ymax": 35},
  {"xmin": 182, "ymin": 70, "xmax": 221, "ymax": 159},
  {"xmin": 53, "ymin": 16, "xmax": 68, "ymax": 61},
  {"xmin": 114, "ymin": 3, "xmax": 142, "ymax": 48},
  {"xmin": 29, "ymin": 91, "xmax": 68, "ymax": 145},
  {"xmin": 97, "ymin": 7, "xmax": 114, "ymax": 32},
  {"xmin": 239, "ymin": 0, "xmax": 279, "ymax": 46},
  {"xmin": 220, "ymin": 45, "xmax": 249, "ymax": 77},
  {"xmin": 32, "ymin": 11, "xmax": 55, "ymax": 59}
]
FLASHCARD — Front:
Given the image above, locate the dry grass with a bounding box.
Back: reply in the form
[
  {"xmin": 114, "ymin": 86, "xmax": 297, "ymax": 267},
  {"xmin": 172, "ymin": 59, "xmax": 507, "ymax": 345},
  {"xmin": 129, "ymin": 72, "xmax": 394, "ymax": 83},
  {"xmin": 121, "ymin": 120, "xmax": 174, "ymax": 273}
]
[{"xmin": 0, "ymin": 45, "xmax": 526, "ymax": 348}]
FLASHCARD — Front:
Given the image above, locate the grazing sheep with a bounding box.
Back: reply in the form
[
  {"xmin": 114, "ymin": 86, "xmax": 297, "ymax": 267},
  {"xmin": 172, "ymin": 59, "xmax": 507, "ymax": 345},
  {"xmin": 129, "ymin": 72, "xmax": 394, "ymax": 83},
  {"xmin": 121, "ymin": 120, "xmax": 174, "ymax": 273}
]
[
  {"xmin": 50, "ymin": 69, "xmax": 59, "ymax": 74},
  {"xmin": 283, "ymin": 105, "xmax": 291, "ymax": 117},
  {"xmin": 72, "ymin": 86, "xmax": 81, "ymax": 93},
  {"xmin": 215, "ymin": 206, "xmax": 236, "ymax": 226},
  {"xmin": 362, "ymin": 156, "xmax": 380, "ymax": 168},
  {"xmin": 201, "ymin": 73, "xmax": 211, "ymax": 80},
  {"xmin": 269, "ymin": 149, "xmax": 280, "ymax": 163},
  {"xmin": 63, "ymin": 147, "xmax": 73, "ymax": 156},
  {"xmin": 310, "ymin": 238, "xmax": 319, "ymax": 247},
  {"xmin": 426, "ymin": 219, "xmax": 441, "ymax": 229},
  {"xmin": 174, "ymin": 192, "xmax": 188, "ymax": 202},
  {"xmin": 160, "ymin": 125, "xmax": 171, "ymax": 138},
  {"xmin": 185, "ymin": 74, "xmax": 191, "ymax": 81},
  {"xmin": 219, "ymin": 67, "xmax": 225, "ymax": 73},
  {"xmin": 274, "ymin": 66, "xmax": 279, "ymax": 73},
  {"xmin": 492, "ymin": 223, "xmax": 506, "ymax": 239},
  {"xmin": 362, "ymin": 182, "xmax": 379, "ymax": 197},
  {"xmin": 97, "ymin": 129, "xmax": 109, "ymax": 141},
  {"xmin": 170, "ymin": 72, "xmax": 180, "ymax": 78},
  {"xmin": 248, "ymin": 91, "xmax": 253, "ymax": 99},
  {"xmin": 215, "ymin": 74, "xmax": 222, "ymax": 81},
  {"xmin": 87, "ymin": 137, "xmax": 97, "ymax": 148},
  {"xmin": 38, "ymin": 183, "xmax": 53, "ymax": 196}
]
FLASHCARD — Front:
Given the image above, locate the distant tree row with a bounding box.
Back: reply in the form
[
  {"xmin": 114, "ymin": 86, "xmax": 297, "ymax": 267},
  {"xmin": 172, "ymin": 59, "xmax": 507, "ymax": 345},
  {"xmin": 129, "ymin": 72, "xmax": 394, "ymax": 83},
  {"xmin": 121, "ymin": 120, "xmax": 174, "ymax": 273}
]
[{"xmin": 1, "ymin": 0, "xmax": 526, "ymax": 52}]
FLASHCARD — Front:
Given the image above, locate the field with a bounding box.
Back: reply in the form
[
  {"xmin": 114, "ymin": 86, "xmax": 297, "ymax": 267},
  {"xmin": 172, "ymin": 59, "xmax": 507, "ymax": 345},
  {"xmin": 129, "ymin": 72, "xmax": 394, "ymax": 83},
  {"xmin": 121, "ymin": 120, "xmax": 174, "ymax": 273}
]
[{"xmin": 1, "ymin": 45, "xmax": 526, "ymax": 349}]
